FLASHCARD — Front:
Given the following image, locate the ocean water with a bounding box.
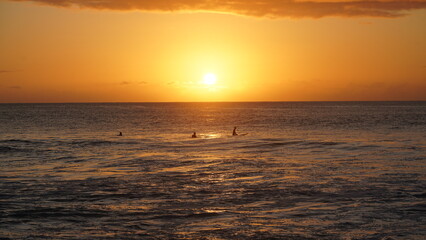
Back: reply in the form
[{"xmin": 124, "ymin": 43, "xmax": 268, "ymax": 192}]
[{"xmin": 0, "ymin": 102, "xmax": 425, "ymax": 239}]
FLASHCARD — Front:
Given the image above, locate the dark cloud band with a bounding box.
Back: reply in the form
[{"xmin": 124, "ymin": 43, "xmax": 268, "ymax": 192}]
[{"xmin": 9, "ymin": 0, "xmax": 426, "ymax": 18}]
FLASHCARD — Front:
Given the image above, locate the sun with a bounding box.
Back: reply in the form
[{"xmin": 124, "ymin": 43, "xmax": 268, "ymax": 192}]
[{"xmin": 203, "ymin": 73, "xmax": 217, "ymax": 85}]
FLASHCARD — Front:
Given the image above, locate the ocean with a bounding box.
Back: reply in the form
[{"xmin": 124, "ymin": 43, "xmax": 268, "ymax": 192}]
[{"xmin": 0, "ymin": 102, "xmax": 425, "ymax": 239}]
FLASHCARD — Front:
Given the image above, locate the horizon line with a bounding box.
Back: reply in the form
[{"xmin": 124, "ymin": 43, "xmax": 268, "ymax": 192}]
[{"xmin": 0, "ymin": 100, "xmax": 425, "ymax": 104}]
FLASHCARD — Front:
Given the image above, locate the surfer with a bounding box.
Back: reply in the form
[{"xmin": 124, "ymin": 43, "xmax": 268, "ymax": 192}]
[
  {"xmin": 192, "ymin": 132, "xmax": 197, "ymax": 138},
  {"xmin": 233, "ymin": 127, "xmax": 238, "ymax": 136},
  {"xmin": 118, "ymin": 132, "xmax": 123, "ymax": 136}
]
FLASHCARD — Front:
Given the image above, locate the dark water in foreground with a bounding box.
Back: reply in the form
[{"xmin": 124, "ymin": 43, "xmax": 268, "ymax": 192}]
[{"xmin": 0, "ymin": 102, "xmax": 425, "ymax": 239}]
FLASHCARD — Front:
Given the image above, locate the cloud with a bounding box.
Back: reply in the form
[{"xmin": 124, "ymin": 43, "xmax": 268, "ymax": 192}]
[
  {"xmin": 120, "ymin": 81, "xmax": 131, "ymax": 85},
  {"xmin": 120, "ymin": 80, "xmax": 149, "ymax": 85},
  {"xmin": 9, "ymin": 86, "xmax": 22, "ymax": 89},
  {"xmin": 10, "ymin": 0, "xmax": 426, "ymax": 18}
]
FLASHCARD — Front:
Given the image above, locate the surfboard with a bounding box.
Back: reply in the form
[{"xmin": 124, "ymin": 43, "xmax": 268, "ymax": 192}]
[{"xmin": 232, "ymin": 133, "xmax": 248, "ymax": 136}]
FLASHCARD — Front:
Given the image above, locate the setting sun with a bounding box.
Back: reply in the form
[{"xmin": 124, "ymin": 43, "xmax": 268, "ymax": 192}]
[{"xmin": 203, "ymin": 73, "xmax": 217, "ymax": 85}]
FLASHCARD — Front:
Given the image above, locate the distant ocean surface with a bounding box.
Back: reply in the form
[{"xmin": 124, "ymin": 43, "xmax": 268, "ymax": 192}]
[{"xmin": 1, "ymin": 102, "xmax": 425, "ymax": 239}]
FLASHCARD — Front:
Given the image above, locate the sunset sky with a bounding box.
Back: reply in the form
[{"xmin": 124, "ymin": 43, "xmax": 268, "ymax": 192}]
[{"xmin": 1, "ymin": 0, "xmax": 425, "ymax": 102}]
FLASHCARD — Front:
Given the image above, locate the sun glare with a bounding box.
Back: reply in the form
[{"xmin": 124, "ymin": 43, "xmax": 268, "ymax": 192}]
[{"xmin": 203, "ymin": 73, "xmax": 217, "ymax": 85}]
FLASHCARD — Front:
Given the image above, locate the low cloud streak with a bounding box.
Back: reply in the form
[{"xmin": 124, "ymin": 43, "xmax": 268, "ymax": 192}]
[
  {"xmin": 10, "ymin": 0, "xmax": 426, "ymax": 18},
  {"xmin": 0, "ymin": 70, "xmax": 16, "ymax": 74}
]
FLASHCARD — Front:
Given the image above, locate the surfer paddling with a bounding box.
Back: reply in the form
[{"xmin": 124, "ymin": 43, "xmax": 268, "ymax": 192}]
[{"xmin": 232, "ymin": 127, "xmax": 248, "ymax": 136}]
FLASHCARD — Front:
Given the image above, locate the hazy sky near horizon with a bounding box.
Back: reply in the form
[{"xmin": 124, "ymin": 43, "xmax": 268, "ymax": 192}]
[{"xmin": 1, "ymin": 0, "xmax": 425, "ymax": 102}]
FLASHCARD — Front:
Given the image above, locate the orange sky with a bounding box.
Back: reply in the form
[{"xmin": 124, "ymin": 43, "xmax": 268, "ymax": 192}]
[{"xmin": 0, "ymin": 0, "xmax": 425, "ymax": 102}]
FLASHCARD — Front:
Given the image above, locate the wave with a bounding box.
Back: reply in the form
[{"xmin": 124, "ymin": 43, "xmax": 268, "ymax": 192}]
[
  {"xmin": 150, "ymin": 211, "xmax": 221, "ymax": 220},
  {"xmin": 68, "ymin": 139, "xmax": 140, "ymax": 147},
  {"xmin": 303, "ymin": 141, "xmax": 341, "ymax": 146},
  {"xmin": 0, "ymin": 139, "xmax": 47, "ymax": 154},
  {"xmin": 0, "ymin": 139, "xmax": 43, "ymax": 144},
  {"xmin": 236, "ymin": 139, "xmax": 342, "ymax": 150},
  {"xmin": 0, "ymin": 146, "xmax": 16, "ymax": 152},
  {"xmin": 8, "ymin": 207, "xmax": 109, "ymax": 218},
  {"xmin": 0, "ymin": 146, "xmax": 33, "ymax": 153}
]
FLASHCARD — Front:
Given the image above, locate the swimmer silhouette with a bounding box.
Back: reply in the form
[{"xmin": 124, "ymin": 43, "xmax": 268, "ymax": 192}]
[
  {"xmin": 192, "ymin": 132, "xmax": 197, "ymax": 138},
  {"xmin": 233, "ymin": 127, "xmax": 238, "ymax": 136},
  {"xmin": 118, "ymin": 132, "xmax": 123, "ymax": 136}
]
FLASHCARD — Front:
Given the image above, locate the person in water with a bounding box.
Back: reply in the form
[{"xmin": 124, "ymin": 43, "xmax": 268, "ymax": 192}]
[
  {"xmin": 192, "ymin": 132, "xmax": 197, "ymax": 138},
  {"xmin": 118, "ymin": 132, "xmax": 123, "ymax": 136},
  {"xmin": 233, "ymin": 127, "xmax": 238, "ymax": 136}
]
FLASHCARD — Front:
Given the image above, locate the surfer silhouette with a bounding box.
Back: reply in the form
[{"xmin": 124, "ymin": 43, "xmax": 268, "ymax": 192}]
[
  {"xmin": 233, "ymin": 127, "xmax": 238, "ymax": 136},
  {"xmin": 192, "ymin": 132, "xmax": 197, "ymax": 138},
  {"xmin": 118, "ymin": 132, "xmax": 123, "ymax": 136}
]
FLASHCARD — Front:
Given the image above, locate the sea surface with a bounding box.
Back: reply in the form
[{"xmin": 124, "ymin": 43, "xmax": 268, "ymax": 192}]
[{"xmin": 0, "ymin": 102, "xmax": 425, "ymax": 239}]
